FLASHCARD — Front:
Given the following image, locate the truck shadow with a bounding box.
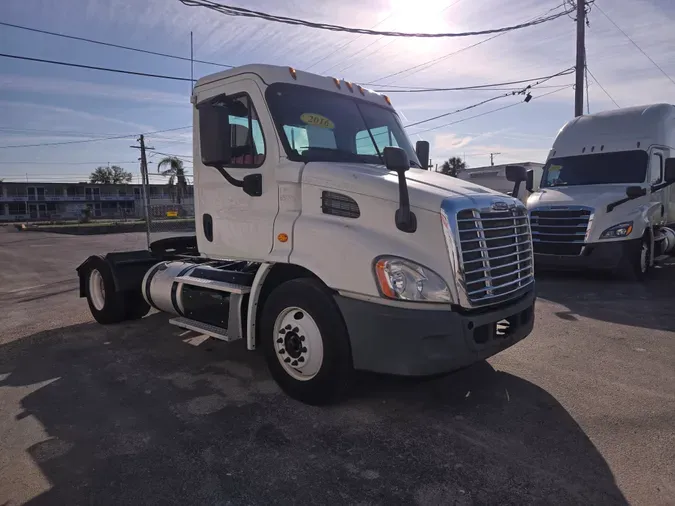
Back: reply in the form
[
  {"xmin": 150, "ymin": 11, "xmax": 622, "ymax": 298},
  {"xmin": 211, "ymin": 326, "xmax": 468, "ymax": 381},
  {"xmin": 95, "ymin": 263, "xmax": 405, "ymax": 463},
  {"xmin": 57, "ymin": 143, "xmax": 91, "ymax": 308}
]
[
  {"xmin": 535, "ymin": 258, "xmax": 675, "ymax": 332},
  {"xmin": 0, "ymin": 314, "xmax": 627, "ymax": 505}
]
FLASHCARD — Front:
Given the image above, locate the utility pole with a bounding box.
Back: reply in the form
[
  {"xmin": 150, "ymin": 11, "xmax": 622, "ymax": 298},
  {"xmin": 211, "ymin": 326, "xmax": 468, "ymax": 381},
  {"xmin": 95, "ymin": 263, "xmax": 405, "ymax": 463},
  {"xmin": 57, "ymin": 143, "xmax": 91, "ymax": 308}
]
[
  {"xmin": 131, "ymin": 134, "xmax": 154, "ymax": 249},
  {"xmin": 575, "ymin": 0, "xmax": 586, "ymax": 117},
  {"xmin": 490, "ymin": 152, "xmax": 501, "ymax": 166}
]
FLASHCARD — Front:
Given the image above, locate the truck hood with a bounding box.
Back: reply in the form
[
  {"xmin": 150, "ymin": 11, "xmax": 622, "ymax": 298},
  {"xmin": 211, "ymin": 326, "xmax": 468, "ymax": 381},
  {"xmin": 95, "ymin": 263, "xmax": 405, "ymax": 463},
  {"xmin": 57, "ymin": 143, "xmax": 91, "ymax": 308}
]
[
  {"xmin": 527, "ymin": 184, "xmax": 638, "ymax": 211},
  {"xmin": 302, "ymin": 162, "xmax": 506, "ymax": 212}
]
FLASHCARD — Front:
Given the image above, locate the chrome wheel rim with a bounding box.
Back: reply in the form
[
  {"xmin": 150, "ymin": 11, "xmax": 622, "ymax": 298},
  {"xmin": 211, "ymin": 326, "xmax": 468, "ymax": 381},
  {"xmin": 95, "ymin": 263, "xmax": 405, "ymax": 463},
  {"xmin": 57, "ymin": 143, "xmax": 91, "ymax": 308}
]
[
  {"xmin": 89, "ymin": 269, "xmax": 106, "ymax": 311},
  {"xmin": 273, "ymin": 307, "xmax": 323, "ymax": 381}
]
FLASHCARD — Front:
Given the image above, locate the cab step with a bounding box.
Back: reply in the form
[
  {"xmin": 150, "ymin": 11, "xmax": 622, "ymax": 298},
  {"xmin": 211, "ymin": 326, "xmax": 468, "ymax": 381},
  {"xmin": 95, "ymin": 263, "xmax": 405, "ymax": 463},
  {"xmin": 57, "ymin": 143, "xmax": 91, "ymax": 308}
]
[
  {"xmin": 174, "ymin": 275, "xmax": 251, "ymax": 294},
  {"xmin": 169, "ymin": 317, "xmax": 240, "ymax": 342}
]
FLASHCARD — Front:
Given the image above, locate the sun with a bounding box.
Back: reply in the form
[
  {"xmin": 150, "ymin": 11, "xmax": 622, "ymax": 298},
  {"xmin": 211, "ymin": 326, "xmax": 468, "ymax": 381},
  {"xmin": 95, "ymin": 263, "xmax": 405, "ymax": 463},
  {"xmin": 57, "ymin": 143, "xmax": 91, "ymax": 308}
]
[{"xmin": 387, "ymin": 0, "xmax": 454, "ymax": 51}]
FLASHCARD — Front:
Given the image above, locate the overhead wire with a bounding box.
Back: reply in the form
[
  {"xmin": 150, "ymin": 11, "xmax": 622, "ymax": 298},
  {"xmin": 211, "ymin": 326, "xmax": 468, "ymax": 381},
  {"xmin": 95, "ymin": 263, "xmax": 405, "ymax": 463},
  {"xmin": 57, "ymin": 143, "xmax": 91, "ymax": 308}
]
[
  {"xmin": 178, "ymin": 0, "xmax": 573, "ymax": 38},
  {"xmin": 0, "ymin": 53, "xmax": 194, "ymax": 82},
  {"xmin": 320, "ymin": 0, "xmax": 465, "ymax": 75},
  {"xmin": 375, "ymin": 67, "xmax": 575, "ymax": 93},
  {"xmin": 403, "ymin": 69, "xmax": 573, "ymax": 128},
  {"xmin": 407, "ymin": 85, "xmax": 574, "ymax": 136},
  {"xmin": 594, "ymin": 3, "xmax": 675, "ymax": 88},
  {"xmin": 0, "ymin": 126, "xmax": 191, "ymax": 149},
  {"xmin": 367, "ymin": 2, "xmax": 570, "ymax": 85},
  {"xmin": 585, "ymin": 66, "xmax": 619, "ymax": 108},
  {"xmin": 0, "ymin": 21, "xmax": 234, "ymax": 68}
]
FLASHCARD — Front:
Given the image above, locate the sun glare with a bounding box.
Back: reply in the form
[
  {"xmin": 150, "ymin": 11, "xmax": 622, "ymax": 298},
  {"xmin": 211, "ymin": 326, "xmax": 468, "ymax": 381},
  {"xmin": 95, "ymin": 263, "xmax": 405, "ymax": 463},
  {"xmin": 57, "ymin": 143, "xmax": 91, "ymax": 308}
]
[{"xmin": 388, "ymin": 0, "xmax": 454, "ymax": 51}]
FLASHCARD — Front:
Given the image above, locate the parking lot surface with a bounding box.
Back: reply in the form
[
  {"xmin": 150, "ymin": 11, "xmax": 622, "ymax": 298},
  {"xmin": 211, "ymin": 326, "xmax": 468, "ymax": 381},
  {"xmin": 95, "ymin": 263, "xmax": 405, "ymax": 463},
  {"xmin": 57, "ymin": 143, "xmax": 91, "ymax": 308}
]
[{"xmin": 1, "ymin": 227, "xmax": 674, "ymax": 505}]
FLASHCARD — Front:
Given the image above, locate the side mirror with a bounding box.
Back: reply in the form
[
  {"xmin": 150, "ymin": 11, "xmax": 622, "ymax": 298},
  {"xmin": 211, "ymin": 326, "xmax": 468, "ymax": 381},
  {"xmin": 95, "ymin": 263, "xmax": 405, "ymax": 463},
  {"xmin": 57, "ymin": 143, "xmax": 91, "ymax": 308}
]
[
  {"xmin": 384, "ymin": 146, "xmax": 410, "ymax": 175},
  {"xmin": 664, "ymin": 158, "xmax": 675, "ymax": 183},
  {"xmin": 197, "ymin": 100, "xmax": 231, "ymax": 167},
  {"xmin": 383, "ymin": 146, "xmax": 416, "ymax": 233},
  {"xmin": 525, "ymin": 169, "xmax": 534, "ymax": 193},
  {"xmin": 505, "ymin": 165, "xmax": 527, "ymax": 183},
  {"xmin": 626, "ymin": 186, "xmax": 647, "ymax": 199},
  {"xmin": 415, "ymin": 140, "xmax": 430, "ymax": 170}
]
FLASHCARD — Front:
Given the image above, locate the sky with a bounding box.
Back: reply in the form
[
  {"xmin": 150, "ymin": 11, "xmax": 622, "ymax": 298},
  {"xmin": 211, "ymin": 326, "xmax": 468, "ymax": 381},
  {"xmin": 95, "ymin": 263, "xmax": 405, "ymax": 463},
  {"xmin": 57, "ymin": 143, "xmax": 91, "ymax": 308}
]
[{"xmin": 0, "ymin": 0, "xmax": 674, "ymax": 182}]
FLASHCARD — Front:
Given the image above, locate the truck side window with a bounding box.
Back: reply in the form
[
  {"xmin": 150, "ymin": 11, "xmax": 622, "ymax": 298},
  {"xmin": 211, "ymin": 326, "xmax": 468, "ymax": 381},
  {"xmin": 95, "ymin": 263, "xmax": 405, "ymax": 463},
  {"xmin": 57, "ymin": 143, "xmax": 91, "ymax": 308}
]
[
  {"xmin": 650, "ymin": 152, "xmax": 663, "ymax": 184},
  {"xmin": 355, "ymin": 126, "xmax": 399, "ymax": 155},
  {"xmin": 224, "ymin": 94, "xmax": 266, "ymax": 167}
]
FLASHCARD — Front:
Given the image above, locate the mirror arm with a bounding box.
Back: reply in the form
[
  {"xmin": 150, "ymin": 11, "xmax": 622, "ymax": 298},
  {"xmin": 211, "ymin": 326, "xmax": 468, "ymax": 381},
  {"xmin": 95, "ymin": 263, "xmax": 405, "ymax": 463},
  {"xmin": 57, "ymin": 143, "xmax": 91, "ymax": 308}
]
[
  {"xmin": 214, "ymin": 166, "xmax": 244, "ymax": 188},
  {"xmin": 651, "ymin": 180, "xmax": 675, "ymax": 193},
  {"xmin": 395, "ymin": 173, "xmax": 417, "ymax": 233}
]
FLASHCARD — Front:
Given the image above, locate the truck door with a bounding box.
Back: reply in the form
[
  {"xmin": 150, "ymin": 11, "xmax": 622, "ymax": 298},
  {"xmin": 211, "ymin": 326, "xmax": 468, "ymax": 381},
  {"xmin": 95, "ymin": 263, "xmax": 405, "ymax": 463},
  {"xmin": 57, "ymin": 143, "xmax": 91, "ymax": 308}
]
[
  {"xmin": 194, "ymin": 79, "xmax": 280, "ymax": 261},
  {"xmin": 649, "ymin": 149, "xmax": 669, "ymax": 224}
]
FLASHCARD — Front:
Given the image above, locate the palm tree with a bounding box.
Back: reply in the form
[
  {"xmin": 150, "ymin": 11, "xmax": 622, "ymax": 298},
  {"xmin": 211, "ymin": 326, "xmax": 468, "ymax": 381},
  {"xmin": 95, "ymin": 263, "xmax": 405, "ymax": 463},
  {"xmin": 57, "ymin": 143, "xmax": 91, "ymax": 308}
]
[
  {"xmin": 440, "ymin": 157, "xmax": 467, "ymax": 178},
  {"xmin": 157, "ymin": 156, "xmax": 188, "ymax": 204}
]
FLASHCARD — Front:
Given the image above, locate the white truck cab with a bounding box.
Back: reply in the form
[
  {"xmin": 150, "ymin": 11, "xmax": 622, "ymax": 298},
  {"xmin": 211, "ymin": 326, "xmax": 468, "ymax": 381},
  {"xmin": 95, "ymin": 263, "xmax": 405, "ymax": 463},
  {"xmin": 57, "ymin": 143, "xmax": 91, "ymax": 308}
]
[
  {"xmin": 77, "ymin": 64, "xmax": 536, "ymax": 404},
  {"xmin": 508, "ymin": 104, "xmax": 675, "ymax": 280}
]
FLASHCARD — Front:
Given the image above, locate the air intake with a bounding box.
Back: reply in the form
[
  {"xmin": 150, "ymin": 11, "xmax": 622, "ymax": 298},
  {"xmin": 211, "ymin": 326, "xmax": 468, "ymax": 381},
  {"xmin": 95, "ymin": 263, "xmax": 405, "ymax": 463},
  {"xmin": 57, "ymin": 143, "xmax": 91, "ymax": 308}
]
[{"xmin": 321, "ymin": 191, "xmax": 360, "ymax": 219}]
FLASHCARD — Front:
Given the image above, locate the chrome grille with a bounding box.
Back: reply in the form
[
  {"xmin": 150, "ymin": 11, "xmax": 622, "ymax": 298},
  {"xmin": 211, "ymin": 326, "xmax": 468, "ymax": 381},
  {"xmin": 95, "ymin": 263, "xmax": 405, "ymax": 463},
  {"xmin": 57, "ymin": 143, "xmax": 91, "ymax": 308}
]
[
  {"xmin": 457, "ymin": 207, "xmax": 533, "ymax": 306},
  {"xmin": 530, "ymin": 207, "xmax": 591, "ymax": 256}
]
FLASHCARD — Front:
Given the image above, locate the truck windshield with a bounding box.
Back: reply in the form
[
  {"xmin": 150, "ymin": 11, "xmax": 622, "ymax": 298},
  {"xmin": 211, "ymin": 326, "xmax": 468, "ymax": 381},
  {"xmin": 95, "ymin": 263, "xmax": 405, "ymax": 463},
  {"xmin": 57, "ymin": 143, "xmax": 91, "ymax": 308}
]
[
  {"xmin": 541, "ymin": 150, "xmax": 648, "ymax": 187},
  {"xmin": 265, "ymin": 83, "xmax": 420, "ymax": 167}
]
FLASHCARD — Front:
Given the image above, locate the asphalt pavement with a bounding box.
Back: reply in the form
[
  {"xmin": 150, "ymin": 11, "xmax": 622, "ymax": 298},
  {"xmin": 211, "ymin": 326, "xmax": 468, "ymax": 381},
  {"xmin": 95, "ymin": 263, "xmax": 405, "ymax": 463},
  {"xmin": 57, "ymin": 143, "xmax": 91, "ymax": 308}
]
[{"xmin": 1, "ymin": 227, "xmax": 673, "ymax": 505}]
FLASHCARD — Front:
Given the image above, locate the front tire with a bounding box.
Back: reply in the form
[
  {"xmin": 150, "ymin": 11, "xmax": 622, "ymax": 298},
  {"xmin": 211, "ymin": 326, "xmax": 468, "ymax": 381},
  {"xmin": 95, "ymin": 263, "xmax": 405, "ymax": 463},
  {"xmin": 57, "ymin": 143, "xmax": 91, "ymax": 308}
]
[
  {"xmin": 628, "ymin": 235, "xmax": 651, "ymax": 281},
  {"xmin": 260, "ymin": 278, "xmax": 354, "ymax": 405},
  {"xmin": 84, "ymin": 257, "xmax": 127, "ymax": 324}
]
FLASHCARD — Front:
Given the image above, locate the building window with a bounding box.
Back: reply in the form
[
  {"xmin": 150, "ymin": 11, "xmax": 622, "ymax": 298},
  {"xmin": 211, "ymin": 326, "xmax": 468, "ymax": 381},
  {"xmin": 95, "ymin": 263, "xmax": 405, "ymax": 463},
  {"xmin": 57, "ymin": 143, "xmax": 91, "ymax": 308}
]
[{"xmin": 8, "ymin": 203, "xmax": 26, "ymax": 215}]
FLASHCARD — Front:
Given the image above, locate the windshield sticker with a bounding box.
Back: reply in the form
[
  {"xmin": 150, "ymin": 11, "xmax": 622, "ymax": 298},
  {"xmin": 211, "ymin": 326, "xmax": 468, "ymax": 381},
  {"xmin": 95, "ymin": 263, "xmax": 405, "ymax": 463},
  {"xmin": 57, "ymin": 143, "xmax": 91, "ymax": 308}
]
[{"xmin": 300, "ymin": 113, "xmax": 335, "ymax": 130}]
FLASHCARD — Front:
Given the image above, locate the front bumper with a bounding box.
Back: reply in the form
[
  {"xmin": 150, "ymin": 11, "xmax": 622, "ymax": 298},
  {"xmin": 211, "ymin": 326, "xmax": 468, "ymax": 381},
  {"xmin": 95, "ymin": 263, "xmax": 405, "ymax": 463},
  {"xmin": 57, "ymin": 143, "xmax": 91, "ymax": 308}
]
[
  {"xmin": 335, "ymin": 287, "xmax": 535, "ymax": 376},
  {"xmin": 534, "ymin": 239, "xmax": 641, "ymax": 271}
]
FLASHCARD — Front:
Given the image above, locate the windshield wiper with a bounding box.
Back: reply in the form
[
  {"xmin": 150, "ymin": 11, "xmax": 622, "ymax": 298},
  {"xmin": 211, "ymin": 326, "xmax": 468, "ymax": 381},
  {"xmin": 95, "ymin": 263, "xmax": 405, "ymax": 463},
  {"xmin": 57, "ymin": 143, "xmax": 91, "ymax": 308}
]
[{"xmin": 409, "ymin": 160, "xmax": 422, "ymax": 169}]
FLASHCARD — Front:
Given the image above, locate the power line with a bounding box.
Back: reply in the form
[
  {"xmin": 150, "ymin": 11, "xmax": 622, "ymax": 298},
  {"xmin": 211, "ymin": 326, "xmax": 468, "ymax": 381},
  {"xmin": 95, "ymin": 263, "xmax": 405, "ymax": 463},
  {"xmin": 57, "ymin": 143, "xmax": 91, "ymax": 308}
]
[
  {"xmin": 403, "ymin": 70, "xmax": 572, "ymax": 128},
  {"xmin": 594, "ymin": 4, "xmax": 675, "ymax": 88},
  {"xmin": 585, "ymin": 66, "xmax": 619, "ymax": 108},
  {"xmin": 178, "ymin": 0, "xmax": 573, "ymax": 38},
  {"xmin": 368, "ymin": 3, "xmax": 569, "ymax": 85},
  {"xmin": 0, "ymin": 126, "xmax": 191, "ymax": 149},
  {"xmin": 0, "ymin": 21, "xmax": 234, "ymax": 68},
  {"xmin": 408, "ymin": 85, "xmax": 573, "ymax": 136},
  {"xmin": 321, "ymin": 0, "xmax": 465, "ymax": 75},
  {"xmin": 0, "ymin": 53, "xmax": 194, "ymax": 82},
  {"xmin": 375, "ymin": 68, "xmax": 575, "ymax": 93}
]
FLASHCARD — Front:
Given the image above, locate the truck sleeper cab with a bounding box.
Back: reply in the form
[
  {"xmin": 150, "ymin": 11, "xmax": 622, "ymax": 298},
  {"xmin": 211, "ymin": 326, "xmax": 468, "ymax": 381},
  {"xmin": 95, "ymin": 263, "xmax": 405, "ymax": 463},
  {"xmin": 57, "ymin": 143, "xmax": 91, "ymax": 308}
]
[
  {"xmin": 77, "ymin": 64, "xmax": 536, "ymax": 405},
  {"xmin": 508, "ymin": 104, "xmax": 675, "ymax": 280}
]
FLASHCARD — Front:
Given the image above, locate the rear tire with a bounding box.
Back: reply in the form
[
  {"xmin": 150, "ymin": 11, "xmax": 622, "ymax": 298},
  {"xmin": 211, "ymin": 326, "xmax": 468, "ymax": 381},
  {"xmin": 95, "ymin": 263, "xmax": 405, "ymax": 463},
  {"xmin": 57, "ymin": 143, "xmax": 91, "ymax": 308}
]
[
  {"xmin": 260, "ymin": 278, "xmax": 354, "ymax": 405},
  {"xmin": 84, "ymin": 257, "xmax": 127, "ymax": 324}
]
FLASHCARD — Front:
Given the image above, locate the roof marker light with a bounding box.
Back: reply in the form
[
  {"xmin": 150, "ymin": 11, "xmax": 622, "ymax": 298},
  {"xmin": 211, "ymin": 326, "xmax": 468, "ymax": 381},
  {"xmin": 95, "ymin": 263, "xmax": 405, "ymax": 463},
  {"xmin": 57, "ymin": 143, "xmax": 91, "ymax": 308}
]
[
  {"xmin": 289, "ymin": 67, "xmax": 297, "ymax": 80},
  {"xmin": 357, "ymin": 85, "xmax": 365, "ymax": 96},
  {"xmin": 332, "ymin": 77, "xmax": 341, "ymax": 89},
  {"xmin": 384, "ymin": 95, "xmax": 392, "ymax": 105},
  {"xmin": 344, "ymin": 81, "xmax": 354, "ymax": 92}
]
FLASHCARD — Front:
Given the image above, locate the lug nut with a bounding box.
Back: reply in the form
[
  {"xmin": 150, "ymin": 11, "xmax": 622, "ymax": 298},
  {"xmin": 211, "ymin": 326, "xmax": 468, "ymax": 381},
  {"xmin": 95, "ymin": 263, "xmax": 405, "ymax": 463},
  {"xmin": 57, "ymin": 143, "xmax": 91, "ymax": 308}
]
[
  {"xmin": 284, "ymin": 357, "xmax": 291, "ymax": 363},
  {"xmin": 292, "ymin": 327, "xmax": 299, "ymax": 333},
  {"xmin": 300, "ymin": 335, "xmax": 305, "ymax": 341},
  {"xmin": 291, "ymin": 360, "xmax": 298, "ymax": 366},
  {"xmin": 301, "ymin": 347, "xmax": 307, "ymax": 353},
  {"xmin": 298, "ymin": 357, "xmax": 305, "ymax": 363},
  {"xmin": 277, "ymin": 338, "xmax": 283, "ymax": 343},
  {"xmin": 285, "ymin": 324, "xmax": 292, "ymax": 330},
  {"xmin": 279, "ymin": 349, "xmax": 285, "ymax": 354}
]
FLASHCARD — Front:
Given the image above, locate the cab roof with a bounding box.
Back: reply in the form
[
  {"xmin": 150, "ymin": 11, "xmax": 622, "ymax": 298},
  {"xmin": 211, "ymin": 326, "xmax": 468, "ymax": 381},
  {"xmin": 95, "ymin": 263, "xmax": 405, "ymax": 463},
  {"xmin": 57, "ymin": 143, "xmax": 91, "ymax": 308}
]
[
  {"xmin": 194, "ymin": 64, "xmax": 394, "ymax": 109},
  {"xmin": 552, "ymin": 103, "xmax": 675, "ymax": 157}
]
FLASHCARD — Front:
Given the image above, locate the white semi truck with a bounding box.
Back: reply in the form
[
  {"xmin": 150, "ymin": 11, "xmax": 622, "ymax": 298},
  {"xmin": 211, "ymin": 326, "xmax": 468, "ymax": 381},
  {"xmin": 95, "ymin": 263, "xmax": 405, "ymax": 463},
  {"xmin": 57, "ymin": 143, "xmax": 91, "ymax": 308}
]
[
  {"xmin": 77, "ymin": 64, "xmax": 536, "ymax": 405},
  {"xmin": 507, "ymin": 103, "xmax": 675, "ymax": 280}
]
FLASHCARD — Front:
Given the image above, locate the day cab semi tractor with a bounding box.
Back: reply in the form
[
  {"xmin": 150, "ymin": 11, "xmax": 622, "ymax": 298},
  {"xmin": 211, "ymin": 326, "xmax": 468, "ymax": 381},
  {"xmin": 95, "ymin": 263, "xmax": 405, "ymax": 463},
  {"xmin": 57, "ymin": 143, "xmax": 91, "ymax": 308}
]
[
  {"xmin": 507, "ymin": 103, "xmax": 675, "ymax": 280},
  {"xmin": 76, "ymin": 64, "xmax": 536, "ymax": 405}
]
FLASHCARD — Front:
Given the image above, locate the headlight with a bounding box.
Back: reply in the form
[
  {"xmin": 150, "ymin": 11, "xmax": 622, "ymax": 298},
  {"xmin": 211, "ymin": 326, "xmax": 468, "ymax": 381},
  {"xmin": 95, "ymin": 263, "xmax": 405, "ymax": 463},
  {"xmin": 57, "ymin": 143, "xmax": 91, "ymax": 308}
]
[
  {"xmin": 600, "ymin": 221, "xmax": 633, "ymax": 239},
  {"xmin": 374, "ymin": 257, "xmax": 451, "ymax": 302}
]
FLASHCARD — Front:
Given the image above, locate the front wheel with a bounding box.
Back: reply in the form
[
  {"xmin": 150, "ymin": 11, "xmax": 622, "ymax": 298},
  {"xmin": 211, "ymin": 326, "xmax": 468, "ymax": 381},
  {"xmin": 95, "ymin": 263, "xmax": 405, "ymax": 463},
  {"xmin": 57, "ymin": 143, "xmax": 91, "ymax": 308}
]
[
  {"xmin": 624, "ymin": 235, "xmax": 651, "ymax": 281},
  {"xmin": 260, "ymin": 278, "xmax": 354, "ymax": 405}
]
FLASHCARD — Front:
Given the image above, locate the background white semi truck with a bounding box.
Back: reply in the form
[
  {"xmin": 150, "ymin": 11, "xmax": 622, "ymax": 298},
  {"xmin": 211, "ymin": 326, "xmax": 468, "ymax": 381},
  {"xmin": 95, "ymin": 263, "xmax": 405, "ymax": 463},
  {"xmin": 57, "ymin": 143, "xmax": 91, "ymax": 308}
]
[
  {"xmin": 77, "ymin": 64, "xmax": 536, "ymax": 405},
  {"xmin": 507, "ymin": 103, "xmax": 675, "ymax": 280}
]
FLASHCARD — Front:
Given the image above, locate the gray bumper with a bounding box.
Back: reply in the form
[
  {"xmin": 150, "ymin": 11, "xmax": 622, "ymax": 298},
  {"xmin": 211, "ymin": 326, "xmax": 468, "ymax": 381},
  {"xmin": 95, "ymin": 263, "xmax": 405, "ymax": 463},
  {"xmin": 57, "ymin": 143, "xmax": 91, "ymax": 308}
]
[
  {"xmin": 335, "ymin": 287, "xmax": 535, "ymax": 376},
  {"xmin": 535, "ymin": 239, "xmax": 641, "ymax": 271}
]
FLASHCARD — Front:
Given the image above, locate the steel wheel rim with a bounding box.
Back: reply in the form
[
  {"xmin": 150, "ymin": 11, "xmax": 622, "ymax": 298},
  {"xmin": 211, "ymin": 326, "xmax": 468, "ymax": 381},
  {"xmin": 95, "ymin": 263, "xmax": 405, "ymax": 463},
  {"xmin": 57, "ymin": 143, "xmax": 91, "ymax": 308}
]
[
  {"xmin": 273, "ymin": 306, "xmax": 323, "ymax": 381},
  {"xmin": 89, "ymin": 269, "xmax": 106, "ymax": 311}
]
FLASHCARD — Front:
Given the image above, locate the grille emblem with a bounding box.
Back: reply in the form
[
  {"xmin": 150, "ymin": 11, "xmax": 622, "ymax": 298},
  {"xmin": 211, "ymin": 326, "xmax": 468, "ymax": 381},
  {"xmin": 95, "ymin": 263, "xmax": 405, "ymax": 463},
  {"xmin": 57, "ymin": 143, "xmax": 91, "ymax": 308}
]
[{"xmin": 491, "ymin": 201, "xmax": 509, "ymax": 211}]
